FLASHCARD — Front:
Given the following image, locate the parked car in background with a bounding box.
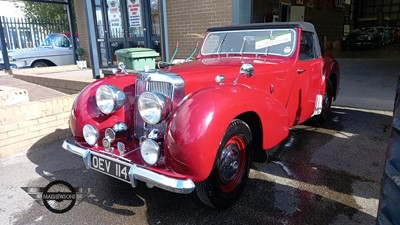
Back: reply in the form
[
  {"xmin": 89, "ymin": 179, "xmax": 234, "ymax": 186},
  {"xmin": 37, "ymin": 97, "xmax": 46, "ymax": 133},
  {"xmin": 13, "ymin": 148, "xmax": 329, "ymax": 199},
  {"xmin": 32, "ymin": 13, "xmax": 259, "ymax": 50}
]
[
  {"xmin": 342, "ymin": 26, "xmax": 400, "ymax": 50},
  {"xmin": 62, "ymin": 22, "xmax": 340, "ymax": 209},
  {"xmin": 0, "ymin": 33, "xmax": 74, "ymax": 69},
  {"xmin": 342, "ymin": 27, "xmax": 382, "ymax": 49},
  {"xmin": 374, "ymin": 27, "xmax": 391, "ymax": 46}
]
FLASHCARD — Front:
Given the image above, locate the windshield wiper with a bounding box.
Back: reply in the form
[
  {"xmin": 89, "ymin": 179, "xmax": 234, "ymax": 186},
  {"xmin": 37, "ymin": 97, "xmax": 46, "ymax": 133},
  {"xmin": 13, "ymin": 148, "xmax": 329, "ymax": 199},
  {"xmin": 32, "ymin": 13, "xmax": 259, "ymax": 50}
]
[
  {"xmin": 239, "ymin": 37, "xmax": 247, "ymax": 59},
  {"xmin": 264, "ymin": 30, "xmax": 273, "ymax": 59},
  {"xmin": 216, "ymin": 33, "xmax": 227, "ymax": 58}
]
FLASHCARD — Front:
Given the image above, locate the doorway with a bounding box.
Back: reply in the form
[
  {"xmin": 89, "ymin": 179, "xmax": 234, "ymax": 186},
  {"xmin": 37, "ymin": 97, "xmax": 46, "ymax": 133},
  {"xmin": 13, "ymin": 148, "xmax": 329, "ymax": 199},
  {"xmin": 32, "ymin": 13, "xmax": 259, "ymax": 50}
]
[
  {"xmin": 281, "ymin": 3, "xmax": 290, "ymax": 22},
  {"xmin": 95, "ymin": 0, "xmax": 161, "ymax": 66}
]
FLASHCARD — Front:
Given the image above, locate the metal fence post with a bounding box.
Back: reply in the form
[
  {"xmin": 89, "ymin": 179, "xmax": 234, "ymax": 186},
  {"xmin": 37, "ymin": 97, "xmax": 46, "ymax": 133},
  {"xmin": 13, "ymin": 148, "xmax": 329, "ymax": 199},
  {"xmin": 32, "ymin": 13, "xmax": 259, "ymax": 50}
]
[{"xmin": 0, "ymin": 16, "xmax": 10, "ymax": 71}]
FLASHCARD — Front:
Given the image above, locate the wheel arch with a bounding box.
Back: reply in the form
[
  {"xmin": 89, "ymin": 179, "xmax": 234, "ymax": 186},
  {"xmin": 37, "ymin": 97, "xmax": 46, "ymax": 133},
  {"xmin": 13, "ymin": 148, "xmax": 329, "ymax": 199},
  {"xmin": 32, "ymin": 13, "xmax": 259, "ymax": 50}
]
[
  {"xmin": 326, "ymin": 58, "xmax": 340, "ymax": 101},
  {"xmin": 328, "ymin": 73, "xmax": 338, "ymax": 100},
  {"xmin": 30, "ymin": 59, "xmax": 55, "ymax": 67},
  {"xmin": 165, "ymin": 84, "xmax": 289, "ymax": 182},
  {"xmin": 235, "ymin": 111, "xmax": 264, "ymax": 162}
]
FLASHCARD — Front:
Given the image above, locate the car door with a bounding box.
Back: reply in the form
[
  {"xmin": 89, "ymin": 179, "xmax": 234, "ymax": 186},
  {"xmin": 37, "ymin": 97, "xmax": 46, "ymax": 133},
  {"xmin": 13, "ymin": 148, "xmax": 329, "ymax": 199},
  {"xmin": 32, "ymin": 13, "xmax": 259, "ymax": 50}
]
[{"xmin": 293, "ymin": 30, "xmax": 323, "ymax": 124}]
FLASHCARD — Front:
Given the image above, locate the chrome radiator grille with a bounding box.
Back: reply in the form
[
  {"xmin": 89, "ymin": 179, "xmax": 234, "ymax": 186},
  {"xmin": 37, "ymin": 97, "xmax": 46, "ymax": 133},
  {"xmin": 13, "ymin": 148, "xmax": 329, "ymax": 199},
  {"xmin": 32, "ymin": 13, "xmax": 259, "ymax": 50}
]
[
  {"xmin": 134, "ymin": 71, "xmax": 184, "ymax": 139},
  {"xmin": 148, "ymin": 81, "xmax": 173, "ymax": 98}
]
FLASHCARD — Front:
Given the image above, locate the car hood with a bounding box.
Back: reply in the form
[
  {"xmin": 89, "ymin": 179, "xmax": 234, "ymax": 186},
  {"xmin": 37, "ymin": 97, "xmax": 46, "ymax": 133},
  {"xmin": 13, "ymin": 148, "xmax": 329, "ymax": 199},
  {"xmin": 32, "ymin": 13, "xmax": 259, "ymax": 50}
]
[
  {"xmin": 165, "ymin": 57, "xmax": 290, "ymax": 93},
  {"xmin": 8, "ymin": 47, "xmax": 72, "ymax": 59}
]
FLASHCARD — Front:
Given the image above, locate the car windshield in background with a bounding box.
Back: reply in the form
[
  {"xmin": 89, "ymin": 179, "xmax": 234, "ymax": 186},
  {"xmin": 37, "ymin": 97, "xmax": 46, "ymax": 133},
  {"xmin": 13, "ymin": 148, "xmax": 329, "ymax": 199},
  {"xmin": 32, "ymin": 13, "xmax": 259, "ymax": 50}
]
[
  {"xmin": 201, "ymin": 28, "xmax": 297, "ymax": 57},
  {"xmin": 40, "ymin": 34, "xmax": 71, "ymax": 48}
]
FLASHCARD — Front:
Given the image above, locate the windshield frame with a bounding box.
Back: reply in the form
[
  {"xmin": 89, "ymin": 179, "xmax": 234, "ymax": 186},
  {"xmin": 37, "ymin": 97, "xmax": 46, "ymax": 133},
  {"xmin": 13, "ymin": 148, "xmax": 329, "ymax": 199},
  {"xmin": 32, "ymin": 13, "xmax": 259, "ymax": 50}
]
[{"xmin": 200, "ymin": 28, "xmax": 297, "ymax": 57}]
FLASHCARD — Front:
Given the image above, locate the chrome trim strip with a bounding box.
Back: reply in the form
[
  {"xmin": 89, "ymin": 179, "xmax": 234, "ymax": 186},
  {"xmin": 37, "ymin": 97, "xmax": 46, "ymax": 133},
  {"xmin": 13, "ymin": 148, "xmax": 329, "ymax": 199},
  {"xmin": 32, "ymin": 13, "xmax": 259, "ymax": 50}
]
[
  {"xmin": 14, "ymin": 53, "xmax": 73, "ymax": 60},
  {"xmin": 62, "ymin": 140, "xmax": 195, "ymax": 194}
]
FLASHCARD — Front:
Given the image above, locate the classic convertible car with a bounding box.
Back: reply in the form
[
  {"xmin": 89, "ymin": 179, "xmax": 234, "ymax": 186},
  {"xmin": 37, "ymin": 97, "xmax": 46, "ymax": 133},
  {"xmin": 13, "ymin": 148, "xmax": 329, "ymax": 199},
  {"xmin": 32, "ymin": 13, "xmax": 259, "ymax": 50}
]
[
  {"xmin": 63, "ymin": 22, "xmax": 340, "ymax": 209},
  {"xmin": 0, "ymin": 33, "xmax": 74, "ymax": 69}
]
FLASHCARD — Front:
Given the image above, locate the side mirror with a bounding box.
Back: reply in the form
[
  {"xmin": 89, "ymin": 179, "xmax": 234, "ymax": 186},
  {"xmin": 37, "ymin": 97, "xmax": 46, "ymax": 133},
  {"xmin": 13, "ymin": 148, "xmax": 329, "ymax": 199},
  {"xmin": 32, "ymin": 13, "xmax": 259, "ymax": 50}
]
[
  {"xmin": 240, "ymin": 64, "xmax": 254, "ymax": 78},
  {"xmin": 234, "ymin": 64, "xmax": 254, "ymax": 84}
]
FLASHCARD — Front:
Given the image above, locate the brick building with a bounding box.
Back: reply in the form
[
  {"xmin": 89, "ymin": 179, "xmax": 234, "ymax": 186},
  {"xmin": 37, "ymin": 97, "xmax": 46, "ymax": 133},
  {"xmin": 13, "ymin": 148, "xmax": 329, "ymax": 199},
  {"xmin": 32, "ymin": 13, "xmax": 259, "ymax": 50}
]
[{"xmin": 76, "ymin": 0, "xmax": 350, "ymax": 70}]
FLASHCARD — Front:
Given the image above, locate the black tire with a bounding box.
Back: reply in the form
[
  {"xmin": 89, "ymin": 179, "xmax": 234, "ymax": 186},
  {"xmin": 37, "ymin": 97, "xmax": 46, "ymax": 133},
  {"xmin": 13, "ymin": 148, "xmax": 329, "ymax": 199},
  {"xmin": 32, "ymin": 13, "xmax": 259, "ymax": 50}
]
[
  {"xmin": 317, "ymin": 79, "xmax": 333, "ymax": 123},
  {"xmin": 196, "ymin": 119, "xmax": 252, "ymax": 209},
  {"xmin": 32, "ymin": 60, "xmax": 51, "ymax": 68}
]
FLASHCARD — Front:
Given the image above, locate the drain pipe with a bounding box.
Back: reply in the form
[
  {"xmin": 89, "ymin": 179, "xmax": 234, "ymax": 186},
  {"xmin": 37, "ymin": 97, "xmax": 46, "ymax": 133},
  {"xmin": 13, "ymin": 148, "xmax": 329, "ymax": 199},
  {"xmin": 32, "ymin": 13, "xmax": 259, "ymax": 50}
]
[{"xmin": 160, "ymin": 0, "xmax": 169, "ymax": 63}]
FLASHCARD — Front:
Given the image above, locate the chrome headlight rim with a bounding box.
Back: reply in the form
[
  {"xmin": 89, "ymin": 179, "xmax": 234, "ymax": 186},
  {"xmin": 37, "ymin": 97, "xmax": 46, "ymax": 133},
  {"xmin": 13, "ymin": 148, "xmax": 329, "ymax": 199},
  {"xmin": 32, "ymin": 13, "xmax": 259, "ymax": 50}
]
[
  {"xmin": 138, "ymin": 91, "xmax": 172, "ymax": 125},
  {"xmin": 83, "ymin": 124, "xmax": 99, "ymax": 146},
  {"xmin": 140, "ymin": 139, "xmax": 160, "ymax": 165},
  {"xmin": 96, "ymin": 84, "xmax": 126, "ymax": 115}
]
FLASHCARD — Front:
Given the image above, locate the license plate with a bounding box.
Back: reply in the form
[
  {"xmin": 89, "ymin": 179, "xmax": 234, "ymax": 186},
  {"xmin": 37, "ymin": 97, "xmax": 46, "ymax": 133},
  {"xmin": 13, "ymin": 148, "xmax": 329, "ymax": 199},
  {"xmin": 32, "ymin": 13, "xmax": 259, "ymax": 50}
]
[{"xmin": 90, "ymin": 154, "xmax": 130, "ymax": 182}]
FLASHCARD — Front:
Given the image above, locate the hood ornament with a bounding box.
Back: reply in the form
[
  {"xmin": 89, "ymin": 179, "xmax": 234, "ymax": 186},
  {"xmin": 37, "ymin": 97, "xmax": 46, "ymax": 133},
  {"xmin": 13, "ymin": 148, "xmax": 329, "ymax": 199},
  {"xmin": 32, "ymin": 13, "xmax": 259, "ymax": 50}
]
[
  {"xmin": 117, "ymin": 62, "xmax": 128, "ymax": 74},
  {"xmin": 215, "ymin": 75, "xmax": 225, "ymax": 85}
]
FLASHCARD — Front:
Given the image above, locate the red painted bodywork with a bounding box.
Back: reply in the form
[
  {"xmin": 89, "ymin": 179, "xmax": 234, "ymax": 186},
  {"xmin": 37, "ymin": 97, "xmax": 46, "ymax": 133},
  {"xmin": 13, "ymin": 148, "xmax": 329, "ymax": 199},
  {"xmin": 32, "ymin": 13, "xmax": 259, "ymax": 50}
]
[{"xmin": 69, "ymin": 26, "xmax": 340, "ymax": 183}]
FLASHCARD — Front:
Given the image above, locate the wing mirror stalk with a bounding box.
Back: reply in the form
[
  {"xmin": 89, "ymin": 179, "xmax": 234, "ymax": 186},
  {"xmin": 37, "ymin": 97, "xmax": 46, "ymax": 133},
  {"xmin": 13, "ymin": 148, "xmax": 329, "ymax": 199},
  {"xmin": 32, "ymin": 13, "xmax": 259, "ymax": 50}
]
[{"xmin": 233, "ymin": 64, "xmax": 254, "ymax": 84}]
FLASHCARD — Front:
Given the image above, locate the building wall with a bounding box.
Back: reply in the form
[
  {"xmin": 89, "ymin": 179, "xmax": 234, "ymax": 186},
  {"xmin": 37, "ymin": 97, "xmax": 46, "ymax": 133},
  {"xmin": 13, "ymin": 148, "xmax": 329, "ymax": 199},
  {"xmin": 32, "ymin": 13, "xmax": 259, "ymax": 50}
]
[
  {"xmin": 166, "ymin": 0, "xmax": 232, "ymax": 59},
  {"xmin": 0, "ymin": 95, "xmax": 74, "ymax": 158},
  {"xmin": 74, "ymin": 0, "xmax": 91, "ymax": 67}
]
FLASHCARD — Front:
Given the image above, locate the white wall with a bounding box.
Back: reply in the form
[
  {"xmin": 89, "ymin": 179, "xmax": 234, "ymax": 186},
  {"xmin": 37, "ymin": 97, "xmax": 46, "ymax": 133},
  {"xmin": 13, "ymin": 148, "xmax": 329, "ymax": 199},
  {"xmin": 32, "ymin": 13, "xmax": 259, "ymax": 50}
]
[{"xmin": 0, "ymin": 2, "xmax": 25, "ymax": 18}]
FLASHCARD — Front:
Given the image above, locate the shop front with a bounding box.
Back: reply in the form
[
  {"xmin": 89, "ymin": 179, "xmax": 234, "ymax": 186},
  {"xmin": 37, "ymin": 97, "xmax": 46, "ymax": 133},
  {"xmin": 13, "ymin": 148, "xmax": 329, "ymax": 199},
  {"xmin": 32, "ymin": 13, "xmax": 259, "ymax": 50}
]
[{"xmin": 94, "ymin": 0, "xmax": 162, "ymax": 67}]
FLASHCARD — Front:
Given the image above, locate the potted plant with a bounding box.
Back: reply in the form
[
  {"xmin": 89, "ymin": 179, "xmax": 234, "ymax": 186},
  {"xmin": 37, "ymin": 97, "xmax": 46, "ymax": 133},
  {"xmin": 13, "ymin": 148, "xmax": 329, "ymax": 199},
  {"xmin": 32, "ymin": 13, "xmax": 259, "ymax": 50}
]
[{"xmin": 75, "ymin": 47, "xmax": 87, "ymax": 69}]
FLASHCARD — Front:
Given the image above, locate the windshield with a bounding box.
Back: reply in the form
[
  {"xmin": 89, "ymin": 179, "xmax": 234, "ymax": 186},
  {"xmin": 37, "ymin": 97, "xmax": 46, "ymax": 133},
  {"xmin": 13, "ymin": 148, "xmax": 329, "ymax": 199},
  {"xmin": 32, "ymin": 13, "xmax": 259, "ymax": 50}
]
[
  {"xmin": 40, "ymin": 34, "xmax": 71, "ymax": 48},
  {"xmin": 201, "ymin": 28, "xmax": 297, "ymax": 57}
]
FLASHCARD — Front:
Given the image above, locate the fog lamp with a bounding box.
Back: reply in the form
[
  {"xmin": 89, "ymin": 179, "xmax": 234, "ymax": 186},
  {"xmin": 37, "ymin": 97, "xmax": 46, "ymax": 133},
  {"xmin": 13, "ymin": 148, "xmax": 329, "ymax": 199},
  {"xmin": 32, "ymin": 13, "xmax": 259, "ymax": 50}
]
[
  {"xmin": 83, "ymin": 124, "xmax": 99, "ymax": 146},
  {"xmin": 140, "ymin": 139, "xmax": 160, "ymax": 165}
]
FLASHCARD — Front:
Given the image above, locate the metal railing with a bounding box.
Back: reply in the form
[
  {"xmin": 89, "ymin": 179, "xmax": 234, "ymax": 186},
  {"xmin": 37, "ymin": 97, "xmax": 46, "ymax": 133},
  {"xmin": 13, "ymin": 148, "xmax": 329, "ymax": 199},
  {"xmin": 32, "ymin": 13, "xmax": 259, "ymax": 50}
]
[{"xmin": 1, "ymin": 16, "xmax": 67, "ymax": 50}]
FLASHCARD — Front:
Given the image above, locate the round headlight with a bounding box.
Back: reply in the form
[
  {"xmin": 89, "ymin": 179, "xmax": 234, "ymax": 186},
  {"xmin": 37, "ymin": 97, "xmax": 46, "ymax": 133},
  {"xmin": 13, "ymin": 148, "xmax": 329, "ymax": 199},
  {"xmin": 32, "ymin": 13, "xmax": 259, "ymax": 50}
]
[
  {"xmin": 140, "ymin": 139, "xmax": 160, "ymax": 165},
  {"xmin": 96, "ymin": 85, "xmax": 126, "ymax": 114},
  {"xmin": 138, "ymin": 92, "xmax": 171, "ymax": 125},
  {"xmin": 83, "ymin": 124, "xmax": 99, "ymax": 146}
]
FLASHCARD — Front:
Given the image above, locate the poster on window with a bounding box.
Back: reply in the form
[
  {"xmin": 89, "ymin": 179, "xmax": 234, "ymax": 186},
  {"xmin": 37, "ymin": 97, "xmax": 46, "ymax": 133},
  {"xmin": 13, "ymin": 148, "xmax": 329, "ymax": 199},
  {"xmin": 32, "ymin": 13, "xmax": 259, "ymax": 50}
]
[
  {"xmin": 107, "ymin": 0, "xmax": 122, "ymax": 31},
  {"xmin": 128, "ymin": 0, "xmax": 142, "ymax": 28}
]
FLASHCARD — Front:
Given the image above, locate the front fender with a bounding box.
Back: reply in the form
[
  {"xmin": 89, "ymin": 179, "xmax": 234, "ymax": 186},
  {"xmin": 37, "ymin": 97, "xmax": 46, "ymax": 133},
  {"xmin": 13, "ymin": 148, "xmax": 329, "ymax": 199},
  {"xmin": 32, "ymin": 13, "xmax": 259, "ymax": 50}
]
[{"xmin": 165, "ymin": 84, "xmax": 289, "ymax": 182}]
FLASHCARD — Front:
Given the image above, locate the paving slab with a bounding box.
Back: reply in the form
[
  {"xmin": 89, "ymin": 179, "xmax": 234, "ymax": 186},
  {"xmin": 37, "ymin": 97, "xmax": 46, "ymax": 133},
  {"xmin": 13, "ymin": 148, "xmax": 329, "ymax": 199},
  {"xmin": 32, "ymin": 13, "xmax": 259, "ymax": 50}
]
[{"xmin": 0, "ymin": 75, "xmax": 67, "ymax": 102}]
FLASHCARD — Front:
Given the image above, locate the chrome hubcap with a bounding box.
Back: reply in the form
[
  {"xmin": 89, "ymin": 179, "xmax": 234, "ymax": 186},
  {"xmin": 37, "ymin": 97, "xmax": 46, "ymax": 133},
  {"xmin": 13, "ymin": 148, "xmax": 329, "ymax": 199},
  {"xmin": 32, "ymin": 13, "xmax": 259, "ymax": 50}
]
[{"xmin": 219, "ymin": 144, "xmax": 240, "ymax": 184}]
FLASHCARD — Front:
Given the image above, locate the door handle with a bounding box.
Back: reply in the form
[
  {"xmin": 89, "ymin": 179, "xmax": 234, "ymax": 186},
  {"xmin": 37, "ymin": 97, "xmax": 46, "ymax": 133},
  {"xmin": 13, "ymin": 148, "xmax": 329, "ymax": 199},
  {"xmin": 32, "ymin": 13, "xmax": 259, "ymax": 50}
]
[{"xmin": 297, "ymin": 69, "xmax": 306, "ymax": 74}]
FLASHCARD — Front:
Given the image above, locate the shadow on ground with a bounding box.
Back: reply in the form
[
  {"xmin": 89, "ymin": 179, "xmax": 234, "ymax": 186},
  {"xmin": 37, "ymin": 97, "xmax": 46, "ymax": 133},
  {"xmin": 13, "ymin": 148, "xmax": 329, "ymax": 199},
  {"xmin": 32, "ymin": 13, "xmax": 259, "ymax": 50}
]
[{"xmin": 13, "ymin": 107, "xmax": 391, "ymax": 225}]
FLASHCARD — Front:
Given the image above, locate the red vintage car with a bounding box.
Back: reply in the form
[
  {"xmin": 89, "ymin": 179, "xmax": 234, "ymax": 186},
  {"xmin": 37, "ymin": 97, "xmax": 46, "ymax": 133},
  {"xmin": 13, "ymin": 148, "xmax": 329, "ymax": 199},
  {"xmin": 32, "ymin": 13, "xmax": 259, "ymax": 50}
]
[{"xmin": 63, "ymin": 22, "xmax": 340, "ymax": 209}]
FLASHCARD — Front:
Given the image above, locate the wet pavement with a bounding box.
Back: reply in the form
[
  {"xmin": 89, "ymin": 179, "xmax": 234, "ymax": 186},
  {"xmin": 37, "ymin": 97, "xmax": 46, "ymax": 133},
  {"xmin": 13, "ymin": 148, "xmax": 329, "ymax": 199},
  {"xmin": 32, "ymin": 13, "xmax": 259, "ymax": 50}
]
[{"xmin": 0, "ymin": 106, "xmax": 391, "ymax": 225}]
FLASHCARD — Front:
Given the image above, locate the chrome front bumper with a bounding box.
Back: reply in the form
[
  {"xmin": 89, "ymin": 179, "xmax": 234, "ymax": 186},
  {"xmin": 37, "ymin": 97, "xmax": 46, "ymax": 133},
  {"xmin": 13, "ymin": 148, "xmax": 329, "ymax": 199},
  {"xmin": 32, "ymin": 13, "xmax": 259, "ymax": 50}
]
[{"xmin": 62, "ymin": 140, "xmax": 195, "ymax": 194}]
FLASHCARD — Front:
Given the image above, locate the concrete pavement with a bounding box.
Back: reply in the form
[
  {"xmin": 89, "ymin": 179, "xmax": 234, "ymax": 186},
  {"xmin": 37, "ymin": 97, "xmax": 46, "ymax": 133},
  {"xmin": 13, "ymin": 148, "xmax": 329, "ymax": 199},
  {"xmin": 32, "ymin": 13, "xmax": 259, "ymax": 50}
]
[{"xmin": 334, "ymin": 58, "xmax": 399, "ymax": 111}]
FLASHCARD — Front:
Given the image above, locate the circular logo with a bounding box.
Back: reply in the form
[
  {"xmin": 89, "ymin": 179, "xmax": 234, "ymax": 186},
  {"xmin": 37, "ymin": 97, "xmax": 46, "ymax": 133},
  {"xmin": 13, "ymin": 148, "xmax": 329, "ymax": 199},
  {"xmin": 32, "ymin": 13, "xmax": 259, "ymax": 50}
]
[
  {"xmin": 284, "ymin": 46, "xmax": 292, "ymax": 54},
  {"xmin": 42, "ymin": 180, "xmax": 76, "ymax": 214}
]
